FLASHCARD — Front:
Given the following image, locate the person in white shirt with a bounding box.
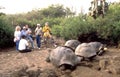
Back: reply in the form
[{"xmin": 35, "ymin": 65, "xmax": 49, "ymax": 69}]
[
  {"xmin": 35, "ymin": 24, "xmax": 43, "ymax": 49},
  {"xmin": 18, "ymin": 35, "xmax": 31, "ymax": 53},
  {"xmin": 14, "ymin": 25, "xmax": 21, "ymax": 51}
]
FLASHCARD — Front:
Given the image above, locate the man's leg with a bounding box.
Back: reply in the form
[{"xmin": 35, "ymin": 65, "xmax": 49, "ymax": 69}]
[
  {"xmin": 37, "ymin": 35, "xmax": 40, "ymax": 48},
  {"xmin": 28, "ymin": 36, "xmax": 34, "ymax": 48},
  {"xmin": 19, "ymin": 48, "xmax": 32, "ymax": 53}
]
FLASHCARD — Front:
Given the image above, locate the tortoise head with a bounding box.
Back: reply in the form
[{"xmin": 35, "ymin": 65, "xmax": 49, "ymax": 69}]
[{"xmin": 98, "ymin": 45, "xmax": 107, "ymax": 56}]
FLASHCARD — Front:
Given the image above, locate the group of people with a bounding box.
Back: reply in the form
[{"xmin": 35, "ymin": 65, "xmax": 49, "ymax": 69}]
[{"xmin": 14, "ymin": 22, "xmax": 51, "ymax": 53}]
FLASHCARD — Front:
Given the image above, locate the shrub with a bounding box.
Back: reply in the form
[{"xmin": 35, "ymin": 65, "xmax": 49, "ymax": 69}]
[
  {"xmin": 52, "ymin": 17, "xmax": 95, "ymax": 40},
  {"xmin": 0, "ymin": 16, "xmax": 14, "ymax": 48},
  {"xmin": 51, "ymin": 4, "xmax": 120, "ymax": 46}
]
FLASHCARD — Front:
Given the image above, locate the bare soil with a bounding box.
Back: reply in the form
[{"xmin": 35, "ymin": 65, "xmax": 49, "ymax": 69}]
[{"xmin": 0, "ymin": 45, "xmax": 120, "ymax": 77}]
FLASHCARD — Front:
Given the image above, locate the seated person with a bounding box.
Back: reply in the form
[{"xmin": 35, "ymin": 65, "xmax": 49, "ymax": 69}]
[{"xmin": 18, "ymin": 35, "xmax": 31, "ymax": 53}]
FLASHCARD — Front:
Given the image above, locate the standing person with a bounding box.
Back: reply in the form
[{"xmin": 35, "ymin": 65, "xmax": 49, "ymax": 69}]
[
  {"xmin": 25, "ymin": 24, "xmax": 32, "ymax": 38},
  {"xmin": 14, "ymin": 25, "xmax": 21, "ymax": 51},
  {"xmin": 18, "ymin": 35, "xmax": 31, "ymax": 53},
  {"xmin": 25, "ymin": 24, "xmax": 35, "ymax": 49},
  {"xmin": 42, "ymin": 22, "xmax": 57, "ymax": 47},
  {"xmin": 42, "ymin": 22, "xmax": 51, "ymax": 39},
  {"xmin": 21, "ymin": 26, "xmax": 27, "ymax": 37},
  {"xmin": 35, "ymin": 24, "xmax": 43, "ymax": 49}
]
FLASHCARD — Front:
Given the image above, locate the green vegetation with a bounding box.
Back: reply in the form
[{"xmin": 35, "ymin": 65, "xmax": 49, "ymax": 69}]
[
  {"xmin": 52, "ymin": 3, "xmax": 120, "ymax": 45},
  {"xmin": 0, "ymin": 15, "xmax": 14, "ymax": 48},
  {"xmin": 0, "ymin": 3, "xmax": 120, "ymax": 48}
]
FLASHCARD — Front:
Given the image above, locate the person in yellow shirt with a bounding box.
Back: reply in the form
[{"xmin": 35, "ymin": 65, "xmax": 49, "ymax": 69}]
[
  {"xmin": 42, "ymin": 22, "xmax": 51, "ymax": 38},
  {"xmin": 42, "ymin": 22, "xmax": 57, "ymax": 47}
]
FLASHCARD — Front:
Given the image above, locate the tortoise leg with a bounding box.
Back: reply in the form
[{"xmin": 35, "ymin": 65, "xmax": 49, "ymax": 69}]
[
  {"xmin": 45, "ymin": 56, "xmax": 51, "ymax": 62},
  {"xmin": 88, "ymin": 55, "xmax": 97, "ymax": 61},
  {"xmin": 59, "ymin": 65, "xmax": 66, "ymax": 71},
  {"xmin": 60, "ymin": 64, "xmax": 75, "ymax": 71},
  {"xmin": 98, "ymin": 50, "xmax": 105, "ymax": 56}
]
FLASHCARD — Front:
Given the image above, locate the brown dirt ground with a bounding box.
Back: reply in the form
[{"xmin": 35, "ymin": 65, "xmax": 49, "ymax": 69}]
[{"xmin": 0, "ymin": 43, "xmax": 120, "ymax": 77}]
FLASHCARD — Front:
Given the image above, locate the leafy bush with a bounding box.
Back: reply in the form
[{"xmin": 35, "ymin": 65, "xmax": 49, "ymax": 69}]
[
  {"xmin": 40, "ymin": 18, "xmax": 63, "ymax": 27},
  {"xmin": 1, "ymin": 3, "xmax": 120, "ymax": 47},
  {"xmin": 52, "ymin": 17, "xmax": 95, "ymax": 40},
  {"xmin": 0, "ymin": 16, "xmax": 14, "ymax": 48},
  {"xmin": 52, "ymin": 3, "xmax": 120, "ymax": 45},
  {"xmin": 51, "ymin": 25, "xmax": 62, "ymax": 37}
]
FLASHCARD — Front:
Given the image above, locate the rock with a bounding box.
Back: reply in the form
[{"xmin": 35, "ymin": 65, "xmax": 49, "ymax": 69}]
[
  {"xmin": 7, "ymin": 54, "xmax": 10, "ymax": 56},
  {"xmin": 39, "ymin": 69, "xmax": 58, "ymax": 77},
  {"xmin": 108, "ymin": 65, "xmax": 120, "ymax": 75},
  {"xmin": 104, "ymin": 69, "xmax": 112, "ymax": 74},
  {"xmin": 11, "ymin": 65, "xmax": 28, "ymax": 77},
  {"xmin": 99, "ymin": 59, "xmax": 109, "ymax": 70},
  {"xmin": 101, "ymin": 56, "xmax": 120, "ymax": 75},
  {"xmin": 112, "ymin": 56, "xmax": 120, "ymax": 61},
  {"xmin": 60, "ymin": 74, "xmax": 72, "ymax": 77},
  {"xmin": 26, "ymin": 66, "xmax": 41, "ymax": 77},
  {"xmin": 107, "ymin": 58, "xmax": 120, "ymax": 75},
  {"xmin": 15, "ymin": 53, "xmax": 23, "ymax": 59}
]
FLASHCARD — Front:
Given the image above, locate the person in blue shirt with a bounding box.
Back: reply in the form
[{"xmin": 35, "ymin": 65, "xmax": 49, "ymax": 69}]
[
  {"xmin": 21, "ymin": 25, "xmax": 34, "ymax": 49},
  {"xmin": 25, "ymin": 24, "xmax": 34, "ymax": 49},
  {"xmin": 21, "ymin": 26, "xmax": 27, "ymax": 36}
]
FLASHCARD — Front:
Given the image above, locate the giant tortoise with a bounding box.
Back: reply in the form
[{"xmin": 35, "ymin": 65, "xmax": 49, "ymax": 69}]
[
  {"xmin": 88, "ymin": 42, "xmax": 107, "ymax": 55},
  {"xmin": 64, "ymin": 40, "xmax": 81, "ymax": 50},
  {"xmin": 75, "ymin": 42, "xmax": 107, "ymax": 60},
  {"xmin": 47, "ymin": 46, "xmax": 83, "ymax": 70}
]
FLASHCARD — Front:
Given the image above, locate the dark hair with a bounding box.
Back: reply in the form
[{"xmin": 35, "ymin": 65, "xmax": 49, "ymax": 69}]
[{"xmin": 21, "ymin": 35, "xmax": 26, "ymax": 39}]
